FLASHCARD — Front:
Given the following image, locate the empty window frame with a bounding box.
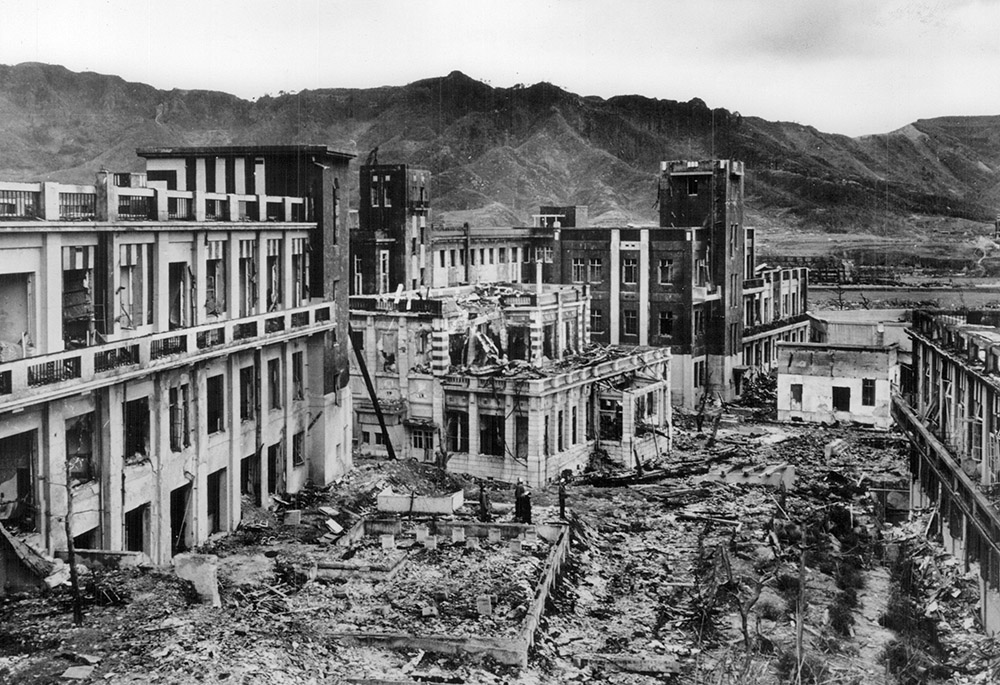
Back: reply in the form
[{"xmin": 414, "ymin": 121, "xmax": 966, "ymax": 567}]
[
  {"xmin": 292, "ymin": 431, "xmax": 305, "ymax": 466},
  {"xmin": 658, "ymin": 259, "xmax": 674, "ymax": 285},
  {"xmin": 790, "ymin": 383, "xmax": 803, "ymax": 409},
  {"xmin": 446, "ymin": 411, "xmax": 469, "ymax": 452},
  {"xmin": 124, "ymin": 397, "xmax": 150, "ymax": 458},
  {"xmin": 169, "ymin": 385, "xmax": 191, "ymax": 451},
  {"xmin": 832, "ymin": 386, "xmax": 851, "ymax": 412},
  {"xmin": 623, "ymin": 310, "xmax": 638, "ymax": 336},
  {"xmin": 862, "ymin": 378, "xmax": 876, "ymax": 406},
  {"xmin": 659, "ymin": 310, "xmax": 674, "ymax": 336},
  {"xmin": 572, "ymin": 258, "xmax": 586, "ymax": 283},
  {"xmin": 292, "ymin": 351, "xmax": 304, "ymax": 400},
  {"xmin": 589, "ymin": 258, "xmax": 603, "ymax": 282},
  {"xmin": 622, "ymin": 258, "xmax": 638, "ymax": 284},
  {"xmin": 268, "ymin": 359, "xmax": 282, "ymax": 410},
  {"xmin": 479, "ymin": 414, "xmax": 505, "ymax": 457},
  {"xmin": 206, "ymin": 375, "xmax": 225, "ymax": 434},
  {"xmin": 240, "ymin": 366, "xmax": 255, "ymax": 420},
  {"xmin": 66, "ymin": 413, "xmax": 96, "ymax": 482},
  {"xmin": 590, "ymin": 309, "xmax": 604, "ymax": 333}
]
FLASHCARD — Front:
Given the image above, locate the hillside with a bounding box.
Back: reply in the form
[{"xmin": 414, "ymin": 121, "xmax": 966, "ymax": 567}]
[{"xmin": 0, "ymin": 63, "xmax": 996, "ymax": 244}]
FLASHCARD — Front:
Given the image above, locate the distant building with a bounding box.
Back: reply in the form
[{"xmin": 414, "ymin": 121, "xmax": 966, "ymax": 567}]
[
  {"xmin": 348, "ymin": 283, "xmax": 671, "ymax": 485},
  {"xmin": 0, "ymin": 145, "xmax": 354, "ymax": 567},
  {"xmin": 776, "ymin": 342, "xmax": 899, "ymax": 428}
]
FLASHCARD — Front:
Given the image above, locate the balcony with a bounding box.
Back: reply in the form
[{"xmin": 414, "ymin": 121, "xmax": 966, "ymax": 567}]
[
  {"xmin": 350, "ymin": 297, "xmax": 443, "ymax": 316},
  {"xmin": 0, "ymin": 301, "xmax": 336, "ymax": 412}
]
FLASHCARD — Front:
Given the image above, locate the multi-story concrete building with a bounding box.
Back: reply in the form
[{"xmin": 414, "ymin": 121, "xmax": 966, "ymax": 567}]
[
  {"xmin": 893, "ymin": 310, "xmax": 1000, "ymax": 632},
  {"xmin": 352, "ymin": 160, "xmax": 807, "ymax": 408},
  {"xmin": 348, "ymin": 283, "xmax": 671, "ymax": 486},
  {"xmin": 352, "ymin": 163, "xmax": 430, "ymax": 294},
  {"xmin": 0, "ymin": 145, "xmax": 354, "ymax": 566}
]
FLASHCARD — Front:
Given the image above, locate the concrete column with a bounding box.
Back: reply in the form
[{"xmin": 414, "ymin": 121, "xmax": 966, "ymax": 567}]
[
  {"xmin": 154, "ymin": 233, "xmax": 170, "ymax": 333},
  {"xmin": 151, "ymin": 373, "xmax": 171, "ymax": 564},
  {"xmin": 102, "ymin": 385, "xmax": 125, "ymax": 552},
  {"xmin": 258, "ymin": 195, "xmax": 268, "ymax": 222},
  {"xmin": 555, "ymin": 291, "xmax": 564, "ymax": 361},
  {"xmin": 40, "ymin": 232, "xmax": 63, "ymax": 354},
  {"xmin": 192, "ymin": 190, "xmax": 207, "ymax": 222},
  {"xmin": 193, "ymin": 232, "xmax": 208, "ymax": 326},
  {"xmin": 234, "ymin": 158, "xmax": 246, "ymax": 195},
  {"xmin": 527, "ymin": 396, "xmax": 545, "ymax": 488},
  {"xmin": 639, "ymin": 229, "xmax": 650, "ymax": 346},
  {"xmin": 283, "ymin": 197, "xmax": 294, "ymax": 222},
  {"xmin": 194, "ymin": 158, "xmax": 207, "ymax": 192},
  {"xmin": 227, "ymin": 195, "xmax": 240, "ymax": 223},
  {"xmin": 609, "ymin": 229, "xmax": 620, "ymax": 344},
  {"xmin": 154, "ymin": 187, "xmax": 169, "ymax": 221},
  {"xmin": 227, "ymin": 355, "xmax": 243, "ymax": 529},
  {"xmin": 42, "ymin": 404, "xmax": 60, "ymax": 554},
  {"xmin": 467, "ymin": 393, "xmax": 480, "ymax": 458},
  {"xmin": 256, "ymin": 234, "xmax": 267, "ymax": 315},
  {"xmin": 215, "ymin": 158, "xmax": 227, "ymax": 194},
  {"xmin": 41, "ymin": 182, "xmax": 60, "ymax": 220},
  {"xmin": 226, "ymin": 232, "xmax": 240, "ymax": 321},
  {"xmin": 282, "ymin": 235, "xmax": 294, "ymax": 309}
]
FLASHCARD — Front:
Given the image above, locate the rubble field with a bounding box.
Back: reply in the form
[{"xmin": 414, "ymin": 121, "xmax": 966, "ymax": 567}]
[{"xmin": 2, "ymin": 423, "xmax": 1000, "ymax": 684}]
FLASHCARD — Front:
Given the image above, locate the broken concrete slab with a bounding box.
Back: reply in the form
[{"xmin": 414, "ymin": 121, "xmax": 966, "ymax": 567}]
[
  {"xmin": 173, "ymin": 553, "xmax": 222, "ymax": 607},
  {"xmin": 60, "ymin": 665, "xmax": 96, "ymax": 679},
  {"xmin": 283, "ymin": 509, "xmax": 302, "ymax": 525},
  {"xmin": 574, "ymin": 653, "xmax": 680, "ymax": 674},
  {"xmin": 377, "ymin": 487, "xmax": 464, "ymax": 515}
]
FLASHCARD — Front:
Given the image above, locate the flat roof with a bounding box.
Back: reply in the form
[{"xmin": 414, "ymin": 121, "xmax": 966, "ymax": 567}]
[{"xmin": 137, "ymin": 145, "xmax": 355, "ymax": 160}]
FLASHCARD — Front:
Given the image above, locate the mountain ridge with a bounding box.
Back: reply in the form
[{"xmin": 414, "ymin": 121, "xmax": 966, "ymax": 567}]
[{"xmin": 0, "ymin": 62, "xmax": 996, "ymax": 234}]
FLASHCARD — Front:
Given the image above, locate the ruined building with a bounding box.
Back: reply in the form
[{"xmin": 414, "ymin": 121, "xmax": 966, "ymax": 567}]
[
  {"xmin": 0, "ymin": 145, "xmax": 354, "ymax": 567},
  {"xmin": 349, "ymin": 283, "xmax": 671, "ymax": 486},
  {"xmin": 351, "ymin": 163, "xmax": 431, "ymax": 294},
  {"xmin": 894, "ymin": 310, "xmax": 1000, "ymax": 632}
]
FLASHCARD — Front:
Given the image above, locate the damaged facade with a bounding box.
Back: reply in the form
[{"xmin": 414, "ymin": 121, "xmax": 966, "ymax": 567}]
[
  {"xmin": 894, "ymin": 310, "xmax": 1000, "ymax": 633},
  {"xmin": 776, "ymin": 342, "xmax": 900, "ymax": 428},
  {"xmin": 349, "ymin": 283, "xmax": 671, "ymax": 486},
  {"xmin": 376, "ymin": 163, "xmax": 807, "ymax": 408},
  {"xmin": 0, "ymin": 145, "xmax": 354, "ymax": 571}
]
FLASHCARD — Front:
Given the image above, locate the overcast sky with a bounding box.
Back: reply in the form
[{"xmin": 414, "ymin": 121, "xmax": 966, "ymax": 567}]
[{"xmin": 1, "ymin": 0, "xmax": 997, "ymax": 137}]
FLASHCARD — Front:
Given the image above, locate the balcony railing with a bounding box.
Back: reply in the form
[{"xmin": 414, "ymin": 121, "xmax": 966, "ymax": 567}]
[
  {"xmin": 0, "ymin": 301, "xmax": 337, "ymax": 410},
  {"xmin": 349, "ymin": 297, "xmax": 444, "ymax": 316}
]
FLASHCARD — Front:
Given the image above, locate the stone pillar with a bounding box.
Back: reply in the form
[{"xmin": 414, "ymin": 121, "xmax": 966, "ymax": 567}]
[
  {"xmin": 639, "ymin": 229, "xmax": 650, "ymax": 346},
  {"xmin": 227, "ymin": 355, "xmax": 243, "ymax": 529},
  {"xmin": 467, "ymin": 393, "xmax": 480, "ymax": 458},
  {"xmin": 226, "ymin": 232, "xmax": 240, "ymax": 321},
  {"xmin": 153, "ymin": 233, "xmax": 170, "ymax": 333},
  {"xmin": 609, "ymin": 229, "xmax": 620, "ymax": 344},
  {"xmin": 40, "ymin": 232, "xmax": 63, "ymax": 354},
  {"xmin": 154, "ymin": 187, "xmax": 169, "ymax": 221},
  {"xmin": 41, "ymin": 182, "xmax": 60, "ymax": 220},
  {"xmin": 102, "ymin": 385, "xmax": 125, "ymax": 552},
  {"xmin": 282, "ymin": 235, "xmax": 294, "ymax": 310},
  {"xmin": 192, "ymin": 190, "xmax": 207, "ymax": 222},
  {"xmin": 256, "ymin": 234, "xmax": 267, "ymax": 315},
  {"xmin": 193, "ymin": 232, "xmax": 208, "ymax": 327},
  {"xmin": 151, "ymin": 373, "xmax": 171, "ymax": 564}
]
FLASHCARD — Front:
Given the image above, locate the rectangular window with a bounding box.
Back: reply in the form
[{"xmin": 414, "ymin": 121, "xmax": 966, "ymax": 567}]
[
  {"xmin": 354, "ymin": 255, "xmax": 363, "ymax": 294},
  {"xmin": 589, "ymin": 258, "xmax": 603, "ymax": 282},
  {"xmin": 623, "ymin": 258, "xmax": 638, "ymax": 284},
  {"xmin": 382, "ymin": 175, "xmax": 391, "ymax": 207},
  {"xmin": 66, "ymin": 413, "xmax": 95, "ymax": 483},
  {"xmin": 206, "ymin": 375, "xmax": 225, "ymax": 434},
  {"xmin": 450, "ymin": 250, "xmax": 456, "ymax": 267},
  {"xmin": 694, "ymin": 308, "xmax": 704, "ymax": 335},
  {"xmin": 658, "ymin": 259, "xmax": 674, "ymax": 285},
  {"xmin": 623, "ymin": 310, "xmax": 638, "ymax": 336},
  {"xmin": 591, "ymin": 309, "xmax": 604, "ymax": 333},
  {"xmin": 240, "ymin": 366, "xmax": 255, "ymax": 420},
  {"xmin": 412, "ymin": 429, "xmax": 433, "ymax": 450},
  {"xmin": 571, "ymin": 407, "xmax": 577, "ymax": 445},
  {"xmin": 169, "ymin": 386, "xmax": 191, "ymax": 451},
  {"xmin": 439, "ymin": 250, "xmax": 446, "ymax": 268},
  {"xmin": 862, "ymin": 378, "xmax": 876, "ymax": 406},
  {"xmin": 446, "ymin": 410, "xmax": 469, "ymax": 452},
  {"xmin": 790, "ymin": 383, "xmax": 803, "ymax": 409},
  {"xmin": 124, "ymin": 397, "xmax": 150, "ymax": 457},
  {"xmin": 268, "ymin": 359, "xmax": 282, "ymax": 410},
  {"xmin": 659, "ymin": 310, "xmax": 674, "ymax": 336},
  {"xmin": 832, "ymin": 386, "xmax": 851, "ymax": 412},
  {"xmin": 266, "ymin": 253, "xmax": 281, "ymax": 312},
  {"xmin": 292, "ymin": 431, "xmax": 305, "ymax": 466},
  {"xmin": 572, "ymin": 258, "xmax": 586, "ymax": 283},
  {"xmin": 370, "ymin": 175, "xmax": 379, "ymax": 207},
  {"xmin": 557, "ymin": 410, "xmax": 564, "ymax": 452},
  {"xmin": 488, "ymin": 248, "xmax": 495, "ymax": 264},
  {"xmin": 292, "ymin": 351, "xmax": 304, "ymax": 400},
  {"xmin": 694, "ymin": 361, "xmax": 704, "ymax": 388},
  {"xmin": 378, "ymin": 250, "xmax": 390, "ymax": 294},
  {"xmin": 205, "ymin": 257, "xmax": 226, "ymax": 317},
  {"xmin": 499, "ymin": 248, "xmax": 507, "ymax": 264},
  {"xmin": 687, "ymin": 177, "xmax": 699, "ymax": 195},
  {"xmin": 480, "ymin": 415, "xmax": 505, "ymax": 457},
  {"xmin": 543, "ymin": 247, "xmax": 554, "ymax": 263}
]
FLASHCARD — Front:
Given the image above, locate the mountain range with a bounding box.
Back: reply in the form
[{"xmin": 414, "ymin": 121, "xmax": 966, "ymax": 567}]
[{"xmin": 1, "ymin": 62, "xmax": 997, "ymax": 247}]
